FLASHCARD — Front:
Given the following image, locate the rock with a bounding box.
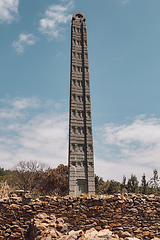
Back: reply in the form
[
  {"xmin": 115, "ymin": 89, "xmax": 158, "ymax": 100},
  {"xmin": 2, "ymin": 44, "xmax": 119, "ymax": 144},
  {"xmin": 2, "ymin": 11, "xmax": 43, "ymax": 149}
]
[
  {"xmin": 10, "ymin": 232, "xmax": 22, "ymax": 238},
  {"xmin": 67, "ymin": 230, "xmax": 83, "ymax": 239},
  {"xmin": 143, "ymin": 231, "xmax": 150, "ymax": 236},
  {"xmin": 116, "ymin": 200, "xmax": 125, "ymax": 208},
  {"xmin": 50, "ymin": 229, "xmax": 57, "ymax": 238},
  {"xmin": 36, "ymin": 213, "xmax": 48, "ymax": 219},
  {"xmin": 126, "ymin": 238, "xmax": 141, "ymax": 240},
  {"xmin": 97, "ymin": 228, "xmax": 113, "ymax": 238},
  {"xmin": 84, "ymin": 227, "xmax": 98, "ymax": 238},
  {"xmin": 9, "ymin": 203, "xmax": 20, "ymax": 210},
  {"xmin": 1, "ymin": 193, "xmax": 160, "ymax": 239},
  {"xmin": 120, "ymin": 231, "xmax": 132, "ymax": 237},
  {"xmin": 130, "ymin": 208, "xmax": 138, "ymax": 214}
]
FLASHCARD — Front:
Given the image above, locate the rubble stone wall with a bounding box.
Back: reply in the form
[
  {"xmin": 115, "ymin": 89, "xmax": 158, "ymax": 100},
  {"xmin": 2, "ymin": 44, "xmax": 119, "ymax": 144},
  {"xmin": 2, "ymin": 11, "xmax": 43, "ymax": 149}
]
[{"xmin": 0, "ymin": 192, "xmax": 160, "ymax": 239}]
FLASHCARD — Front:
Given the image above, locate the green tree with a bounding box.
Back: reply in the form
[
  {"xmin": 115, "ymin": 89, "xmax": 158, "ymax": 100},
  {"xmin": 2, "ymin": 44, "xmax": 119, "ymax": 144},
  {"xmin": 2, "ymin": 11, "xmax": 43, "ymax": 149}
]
[
  {"xmin": 126, "ymin": 174, "xmax": 139, "ymax": 193},
  {"xmin": 121, "ymin": 175, "xmax": 127, "ymax": 193},
  {"xmin": 95, "ymin": 175, "xmax": 109, "ymax": 195},
  {"xmin": 140, "ymin": 173, "xmax": 149, "ymax": 194},
  {"xmin": 149, "ymin": 169, "xmax": 160, "ymax": 194},
  {"xmin": 107, "ymin": 180, "xmax": 121, "ymax": 194},
  {"xmin": 8, "ymin": 160, "xmax": 46, "ymax": 193},
  {"xmin": 122, "ymin": 175, "xmax": 126, "ymax": 186},
  {"xmin": 0, "ymin": 168, "xmax": 5, "ymax": 181},
  {"xmin": 39, "ymin": 164, "xmax": 68, "ymax": 196}
]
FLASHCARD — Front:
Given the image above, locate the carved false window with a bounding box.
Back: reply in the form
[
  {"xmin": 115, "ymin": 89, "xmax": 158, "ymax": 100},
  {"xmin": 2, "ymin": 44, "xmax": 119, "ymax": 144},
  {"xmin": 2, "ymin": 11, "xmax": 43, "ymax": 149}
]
[
  {"xmin": 77, "ymin": 53, "xmax": 81, "ymax": 59},
  {"xmin": 72, "ymin": 94, "xmax": 76, "ymax": 101},
  {"xmin": 72, "ymin": 126, "xmax": 76, "ymax": 133},
  {"xmin": 78, "ymin": 162, "xmax": 81, "ymax": 166},
  {"xmin": 77, "ymin": 111, "xmax": 82, "ymax": 118},
  {"xmin": 88, "ymin": 127, "xmax": 92, "ymax": 134},
  {"xmin": 85, "ymin": 67, "xmax": 89, "ymax": 73},
  {"xmin": 86, "ymin": 81, "xmax": 89, "ymax": 87},
  {"xmin": 78, "ymin": 144, "xmax": 84, "ymax": 152},
  {"xmin": 72, "ymin": 110, "xmax": 76, "ymax": 117},
  {"xmin": 87, "ymin": 111, "xmax": 91, "ymax": 118},
  {"xmin": 72, "ymin": 144, "xmax": 76, "ymax": 151},
  {"xmin": 72, "ymin": 79, "xmax": 76, "ymax": 86},
  {"xmin": 77, "ymin": 127, "xmax": 81, "ymax": 134},
  {"xmin": 86, "ymin": 96, "xmax": 90, "ymax": 102},
  {"xmin": 71, "ymin": 161, "xmax": 76, "ymax": 167},
  {"xmin": 89, "ymin": 162, "xmax": 93, "ymax": 167},
  {"xmin": 77, "ymin": 66, "xmax": 80, "ymax": 72},
  {"xmin": 88, "ymin": 144, "xmax": 93, "ymax": 152},
  {"xmin": 77, "ymin": 80, "xmax": 81, "ymax": 87}
]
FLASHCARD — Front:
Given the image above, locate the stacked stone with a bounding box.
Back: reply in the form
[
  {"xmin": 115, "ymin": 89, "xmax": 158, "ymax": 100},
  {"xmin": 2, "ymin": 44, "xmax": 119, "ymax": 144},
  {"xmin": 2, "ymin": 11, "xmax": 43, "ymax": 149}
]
[
  {"xmin": 1, "ymin": 192, "xmax": 160, "ymax": 239},
  {"xmin": 0, "ymin": 191, "xmax": 33, "ymax": 239}
]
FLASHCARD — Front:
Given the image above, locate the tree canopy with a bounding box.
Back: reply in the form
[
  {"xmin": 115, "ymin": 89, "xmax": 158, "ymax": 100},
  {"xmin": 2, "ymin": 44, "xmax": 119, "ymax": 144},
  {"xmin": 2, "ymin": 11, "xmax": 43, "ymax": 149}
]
[{"xmin": 0, "ymin": 161, "xmax": 160, "ymax": 197}]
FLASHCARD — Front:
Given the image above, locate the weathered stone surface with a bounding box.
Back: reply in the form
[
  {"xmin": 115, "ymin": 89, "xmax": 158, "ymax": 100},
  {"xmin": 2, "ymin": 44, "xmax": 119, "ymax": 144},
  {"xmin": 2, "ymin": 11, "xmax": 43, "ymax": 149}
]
[
  {"xmin": 0, "ymin": 192, "xmax": 160, "ymax": 239},
  {"xmin": 84, "ymin": 228, "xmax": 98, "ymax": 238},
  {"xmin": 68, "ymin": 12, "xmax": 95, "ymax": 196}
]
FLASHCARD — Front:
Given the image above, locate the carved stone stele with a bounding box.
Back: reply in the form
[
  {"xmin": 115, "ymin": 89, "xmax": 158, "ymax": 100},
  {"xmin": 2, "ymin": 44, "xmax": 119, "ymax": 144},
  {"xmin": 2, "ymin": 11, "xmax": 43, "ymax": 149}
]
[{"xmin": 68, "ymin": 13, "xmax": 95, "ymax": 195}]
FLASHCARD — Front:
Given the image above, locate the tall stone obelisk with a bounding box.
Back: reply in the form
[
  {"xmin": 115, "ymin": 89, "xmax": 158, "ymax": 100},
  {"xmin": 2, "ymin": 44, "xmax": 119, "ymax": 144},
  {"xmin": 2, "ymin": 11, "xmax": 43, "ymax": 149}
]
[{"xmin": 68, "ymin": 13, "xmax": 95, "ymax": 195}]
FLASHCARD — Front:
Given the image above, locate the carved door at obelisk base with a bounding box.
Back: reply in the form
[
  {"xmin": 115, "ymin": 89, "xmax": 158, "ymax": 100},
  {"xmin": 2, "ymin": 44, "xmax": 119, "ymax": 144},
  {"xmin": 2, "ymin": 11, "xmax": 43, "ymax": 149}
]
[{"xmin": 76, "ymin": 179, "xmax": 88, "ymax": 195}]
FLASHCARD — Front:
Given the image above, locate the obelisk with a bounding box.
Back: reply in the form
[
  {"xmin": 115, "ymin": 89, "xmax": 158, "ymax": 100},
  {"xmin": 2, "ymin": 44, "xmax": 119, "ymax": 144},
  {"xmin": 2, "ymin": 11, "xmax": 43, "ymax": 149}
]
[{"xmin": 68, "ymin": 13, "xmax": 95, "ymax": 195}]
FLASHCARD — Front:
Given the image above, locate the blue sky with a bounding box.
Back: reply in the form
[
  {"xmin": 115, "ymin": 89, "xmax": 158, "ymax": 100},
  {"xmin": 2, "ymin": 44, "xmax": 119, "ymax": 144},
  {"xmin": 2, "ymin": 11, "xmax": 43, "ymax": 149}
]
[{"xmin": 1, "ymin": 0, "xmax": 160, "ymax": 183}]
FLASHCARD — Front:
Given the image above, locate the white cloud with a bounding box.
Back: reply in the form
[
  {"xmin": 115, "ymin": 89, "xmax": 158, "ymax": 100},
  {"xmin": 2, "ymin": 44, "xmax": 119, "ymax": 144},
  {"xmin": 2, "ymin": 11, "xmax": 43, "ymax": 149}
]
[
  {"xmin": 0, "ymin": 97, "xmax": 68, "ymax": 169},
  {"xmin": 1, "ymin": 97, "xmax": 159, "ymax": 183},
  {"xmin": 11, "ymin": 97, "xmax": 40, "ymax": 110},
  {"xmin": 0, "ymin": 0, "xmax": 19, "ymax": 24},
  {"xmin": 121, "ymin": 0, "xmax": 130, "ymax": 5},
  {"xmin": 39, "ymin": 0, "xmax": 74, "ymax": 40},
  {"xmin": 0, "ymin": 97, "xmax": 41, "ymax": 119},
  {"xmin": 95, "ymin": 157, "xmax": 153, "ymax": 184},
  {"xmin": 103, "ymin": 116, "xmax": 160, "ymax": 146},
  {"xmin": 95, "ymin": 115, "xmax": 160, "ymax": 182},
  {"xmin": 12, "ymin": 33, "xmax": 39, "ymax": 54}
]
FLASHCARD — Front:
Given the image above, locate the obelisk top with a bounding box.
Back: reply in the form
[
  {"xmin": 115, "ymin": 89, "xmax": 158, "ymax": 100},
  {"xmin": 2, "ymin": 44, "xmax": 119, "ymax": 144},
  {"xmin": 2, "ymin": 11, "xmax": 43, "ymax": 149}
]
[{"xmin": 72, "ymin": 12, "xmax": 86, "ymax": 22}]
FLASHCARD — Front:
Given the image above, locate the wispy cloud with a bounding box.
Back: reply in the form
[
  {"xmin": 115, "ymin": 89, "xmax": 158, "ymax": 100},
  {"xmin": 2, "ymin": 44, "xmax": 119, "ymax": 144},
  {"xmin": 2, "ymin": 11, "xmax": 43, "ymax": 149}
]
[
  {"xmin": 102, "ymin": 116, "xmax": 160, "ymax": 147},
  {"xmin": 11, "ymin": 97, "xmax": 40, "ymax": 110},
  {"xmin": 1, "ymin": 96, "xmax": 159, "ymax": 182},
  {"xmin": 95, "ymin": 115, "xmax": 160, "ymax": 182},
  {"xmin": 121, "ymin": 0, "xmax": 130, "ymax": 5},
  {"xmin": 12, "ymin": 33, "xmax": 39, "ymax": 54},
  {"xmin": 0, "ymin": 0, "xmax": 19, "ymax": 24},
  {"xmin": 39, "ymin": 0, "xmax": 74, "ymax": 40},
  {"xmin": 0, "ymin": 97, "xmax": 68, "ymax": 169}
]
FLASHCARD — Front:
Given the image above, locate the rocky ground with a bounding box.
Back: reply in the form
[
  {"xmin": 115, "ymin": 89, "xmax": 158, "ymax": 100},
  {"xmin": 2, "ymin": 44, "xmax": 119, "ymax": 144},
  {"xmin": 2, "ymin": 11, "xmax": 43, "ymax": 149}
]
[{"xmin": 0, "ymin": 191, "xmax": 160, "ymax": 239}]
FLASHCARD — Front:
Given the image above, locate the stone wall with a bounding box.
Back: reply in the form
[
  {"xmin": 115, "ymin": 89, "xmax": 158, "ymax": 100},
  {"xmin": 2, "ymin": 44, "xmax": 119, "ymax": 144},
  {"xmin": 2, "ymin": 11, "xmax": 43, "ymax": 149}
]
[{"xmin": 0, "ymin": 192, "xmax": 160, "ymax": 239}]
